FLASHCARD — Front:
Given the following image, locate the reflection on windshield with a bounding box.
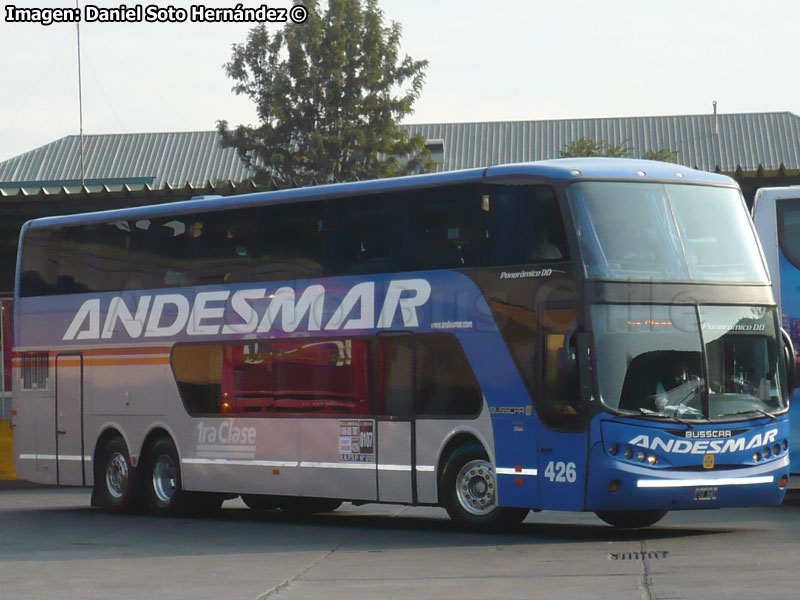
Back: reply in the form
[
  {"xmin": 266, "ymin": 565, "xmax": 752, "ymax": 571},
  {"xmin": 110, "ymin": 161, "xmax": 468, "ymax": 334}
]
[
  {"xmin": 701, "ymin": 306, "xmax": 783, "ymax": 418},
  {"xmin": 568, "ymin": 182, "xmax": 768, "ymax": 283},
  {"xmin": 593, "ymin": 305, "xmax": 704, "ymax": 417},
  {"xmin": 592, "ymin": 304, "xmax": 786, "ymax": 421}
]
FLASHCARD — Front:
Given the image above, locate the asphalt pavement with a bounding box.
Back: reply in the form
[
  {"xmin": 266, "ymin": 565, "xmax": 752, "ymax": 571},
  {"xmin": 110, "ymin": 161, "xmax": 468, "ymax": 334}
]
[{"xmin": 1, "ymin": 485, "xmax": 798, "ymax": 599}]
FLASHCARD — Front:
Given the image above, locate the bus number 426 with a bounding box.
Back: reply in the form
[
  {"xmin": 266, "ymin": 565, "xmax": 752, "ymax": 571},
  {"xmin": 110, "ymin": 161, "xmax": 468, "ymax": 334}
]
[{"xmin": 544, "ymin": 461, "xmax": 577, "ymax": 483}]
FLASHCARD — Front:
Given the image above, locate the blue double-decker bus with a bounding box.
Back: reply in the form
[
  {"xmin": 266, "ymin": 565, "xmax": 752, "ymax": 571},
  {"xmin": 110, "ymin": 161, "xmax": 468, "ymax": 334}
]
[{"xmin": 12, "ymin": 158, "xmax": 793, "ymax": 528}]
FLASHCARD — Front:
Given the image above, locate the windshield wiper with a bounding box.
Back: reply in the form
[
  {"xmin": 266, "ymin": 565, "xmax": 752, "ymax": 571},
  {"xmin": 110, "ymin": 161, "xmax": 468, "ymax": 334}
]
[
  {"xmin": 635, "ymin": 407, "xmax": 695, "ymax": 429},
  {"xmin": 716, "ymin": 408, "xmax": 777, "ymax": 422}
]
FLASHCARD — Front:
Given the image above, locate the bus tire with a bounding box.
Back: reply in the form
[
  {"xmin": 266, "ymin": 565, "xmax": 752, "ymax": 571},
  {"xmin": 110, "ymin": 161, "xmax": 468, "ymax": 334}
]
[
  {"xmin": 184, "ymin": 492, "xmax": 225, "ymax": 516},
  {"xmin": 144, "ymin": 437, "xmax": 186, "ymax": 516},
  {"xmin": 241, "ymin": 494, "xmax": 280, "ymax": 511},
  {"xmin": 595, "ymin": 510, "xmax": 668, "ymax": 528},
  {"xmin": 440, "ymin": 443, "xmax": 528, "ymax": 528},
  {"xmin": 95, "ymin": 436, "xmax": 140, "ymax": 512},
  {"xmin": 277, "ymin": 497, "xmax": 342, "ymax": 515}
]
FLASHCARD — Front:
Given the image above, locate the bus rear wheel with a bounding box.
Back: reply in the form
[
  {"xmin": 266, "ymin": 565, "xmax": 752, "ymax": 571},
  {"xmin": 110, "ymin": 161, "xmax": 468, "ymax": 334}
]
[
  {"xmin": 441, "ymin": 443, "xmax": 528, "ymax": 528},
  {"xmin": 144, "ymin": 437, "xmax": 186, "ymax": 516},
  {"xmin": 94, "ymin": 436, "xmax": 140, "ymax": 512},
  {"xmin": 595, "ymin": 510, "xmax": 668, "ymax": 528}
]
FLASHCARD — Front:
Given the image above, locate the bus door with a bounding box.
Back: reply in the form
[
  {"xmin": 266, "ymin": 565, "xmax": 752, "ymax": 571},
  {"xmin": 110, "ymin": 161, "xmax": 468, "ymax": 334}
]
[
  {"xmin": 536, "ymin": 306, "xmax": 588, "ymax": 511},
  {"xmin": 55, "ymin": 353, "xmax": 85, "ymax": 485},
  {"xmin": 376, "ymin": 333, "xmax": 416, "ymax": 504}
]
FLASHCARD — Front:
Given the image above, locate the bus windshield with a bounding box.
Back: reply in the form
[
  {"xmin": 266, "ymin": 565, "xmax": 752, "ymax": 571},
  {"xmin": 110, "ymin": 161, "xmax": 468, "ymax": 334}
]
[
  {"xmin": 702, "ymin": 306, "xmax": 784, "ymax": 419},
  {"xmin": 568, "ymin": 182, "xmax": 768, "ymax": 283},
  {"xmin": 593, "ymin": 304, "xmax": 785, "ymax": 421}
]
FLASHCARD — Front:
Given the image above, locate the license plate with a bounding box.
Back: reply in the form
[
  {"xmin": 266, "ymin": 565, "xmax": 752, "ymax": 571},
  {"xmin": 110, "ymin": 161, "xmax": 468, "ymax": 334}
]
[{"xmin": 694, "ymin": 486, "xmax": 718, "ymax": 501}]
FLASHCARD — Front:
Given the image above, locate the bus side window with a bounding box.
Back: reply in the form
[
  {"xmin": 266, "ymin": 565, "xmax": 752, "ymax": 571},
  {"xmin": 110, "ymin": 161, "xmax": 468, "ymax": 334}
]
[
  {"xmin": 171, "ymin": 344, "xmax": 223, "ymax": 414},
  {"xmin": 484, "ymin": 184, "xmax": 569, "ymax": 266},
  {"xmin": 408, "ymin": 186, "xmax": 482, "ymax": 270},
  {"xmin": 326, "ymin": 194, "xmax": 407, "ymax": 276},
  {"xmin": 21, "ymin": 221, "xmax": 136, "ymax": 297},
  {"xmin": 777, "ymin": 199, "xmax": 800, "ymax": 270},
  {"xmin": 416, "ymin": 333, "xmax": 482, "ymax": 417},
  {"xmin": 19, "ymin": 228, "xmax": 59, "ymax": 296},
  {"xmin": 187, "ymin": 208, "xmax": 257, "ymax": 285},
  {"xmin": 130, "ymin": 217, "xmax": 192, "ymax": 289},
  {"xmin": 172, "ymin": 338, "xmax": 372, "ymax": 416},
  {"xmin": 69, "ymin": 222, "xmax": 132, "ymax": 293},
  {"xmin": 254, "ymin": 201, "xmax": 326, "ymax": 282}
]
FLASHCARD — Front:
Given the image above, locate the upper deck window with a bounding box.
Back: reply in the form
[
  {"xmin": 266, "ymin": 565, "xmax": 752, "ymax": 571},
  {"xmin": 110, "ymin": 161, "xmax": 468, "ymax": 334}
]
[
  {"xmin": 19, "ymin": 182, "xmax": 570, "ymax": 297},
  {"xmin": 568, "ymin": 182, "xmax": 768, "ymax": 283},
  {"xmin": 776, "ymin": 198, "xmax": 800, "ymax": 270},
  {"xmin": 484, "ymin": 184, "xmax": 569, "ymax": 265}
]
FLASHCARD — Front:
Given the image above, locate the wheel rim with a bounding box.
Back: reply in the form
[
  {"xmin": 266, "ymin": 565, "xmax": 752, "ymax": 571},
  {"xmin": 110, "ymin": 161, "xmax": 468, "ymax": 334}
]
[
  {"xmin": 152, "ymin": 453, "xmax": 177, "ymax": 504},
  {"xmin": 105, "ymin": 451, "xmax": 128, "ymax": 499},
  {"xmin": 455, "ymin": 459, "xmax": 497, "ymax": 516}
]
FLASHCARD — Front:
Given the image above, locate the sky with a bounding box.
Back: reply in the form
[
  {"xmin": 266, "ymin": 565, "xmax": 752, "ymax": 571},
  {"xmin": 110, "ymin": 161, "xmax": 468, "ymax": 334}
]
[{"xmin": 1, "ymin": 0, "xmax": 799, "ymax": 162}]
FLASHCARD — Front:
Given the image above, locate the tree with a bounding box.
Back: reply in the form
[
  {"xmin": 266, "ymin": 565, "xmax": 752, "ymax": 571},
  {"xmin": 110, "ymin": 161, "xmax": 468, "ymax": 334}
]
[
  {"xmin": 217, "ymin": 0, "xmax": 435, "ymax": 186},
  {"xmin": 561, "ymin": 138, "xmax": 679, "ymax": 163},
  {"xmin": 560, "ymin": 137, "xmax": 630, "ymax": 158},
  {"xmin": 643, "ymin": 148, "xmax": 678, "ymax": 163}
]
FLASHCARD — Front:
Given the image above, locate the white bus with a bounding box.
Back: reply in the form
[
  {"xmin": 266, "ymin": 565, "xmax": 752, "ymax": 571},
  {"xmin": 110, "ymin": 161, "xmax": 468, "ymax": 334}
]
[{"xmin": 753, "ymin": 185, "xmax": 800, "ymax": 474}]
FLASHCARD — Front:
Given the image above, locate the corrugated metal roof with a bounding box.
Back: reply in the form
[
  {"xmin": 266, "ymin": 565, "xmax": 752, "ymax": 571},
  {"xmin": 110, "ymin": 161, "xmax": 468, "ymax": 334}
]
[
  {"xmin": 0, "ymin": 131, "xmax": 253, "ymax": 193},
  {"xmin": 2, "ymin": 112, "xmax": 800, "ymax": 193},
  {"xmin": 404, "ymin": 112, "xmax": 800, "ymax": 174}
]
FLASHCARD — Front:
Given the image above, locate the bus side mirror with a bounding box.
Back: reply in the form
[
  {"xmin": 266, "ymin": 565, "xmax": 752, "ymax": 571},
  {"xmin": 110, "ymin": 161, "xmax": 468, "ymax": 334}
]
[
  {"xmin": 781, "ymin": 328, "xmax": 797, "ymax": 392},
  {"xmin": 576, "ymin": 332, "xmax": 594, "ymax": 405}
]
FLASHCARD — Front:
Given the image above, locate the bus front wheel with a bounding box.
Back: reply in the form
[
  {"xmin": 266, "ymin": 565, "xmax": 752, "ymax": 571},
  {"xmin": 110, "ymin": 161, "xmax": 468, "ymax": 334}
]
[
  {"xmin": 595, "ymin": 510, "xmax": 668, "ymax": 528},
  {"xmin": 94, "ymin": 436, "xmax": 140, "ymax": 512},
  {"xmin": 441, "ymin": 443, "xmax": 528, "ymax": 528}
]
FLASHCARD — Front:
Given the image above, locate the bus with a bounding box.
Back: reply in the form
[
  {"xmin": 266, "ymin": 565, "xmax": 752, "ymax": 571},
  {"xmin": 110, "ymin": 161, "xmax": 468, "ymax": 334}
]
[
  {"xmin": 12, "ymin": 158, "xmax": 794, "ymax": 528},
  {"xmin": 752, "ymin": 185, "xmax": 800, "ymax": 475}
]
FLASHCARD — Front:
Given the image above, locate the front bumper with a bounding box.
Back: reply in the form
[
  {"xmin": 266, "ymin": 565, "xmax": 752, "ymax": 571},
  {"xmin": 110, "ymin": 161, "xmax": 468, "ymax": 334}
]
[{"xmin": 585, "ymin": 453, "xmax": 789, "ymax": 511}]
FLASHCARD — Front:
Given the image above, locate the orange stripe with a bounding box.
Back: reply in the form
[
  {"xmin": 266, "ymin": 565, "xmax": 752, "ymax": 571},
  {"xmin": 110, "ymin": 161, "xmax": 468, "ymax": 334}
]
[
  {"xmin": 52, "ymin": 359, "xmax": 81, "ymax": 367},
  {"xmin": 13, "ymin": 357, "xmax": 170, "ymax": 367},
  {"xmin": 13, "ymin": 346, "xmax": 171, "ymax": 359},
  {"xmin": 85, "ymin": 357, "xmax": 170, "ymax": 366}
]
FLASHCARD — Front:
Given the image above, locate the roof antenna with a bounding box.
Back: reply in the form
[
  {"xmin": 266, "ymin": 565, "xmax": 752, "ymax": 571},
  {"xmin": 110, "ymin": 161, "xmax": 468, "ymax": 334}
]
[
  {"xmin": 713, "ymin": 100, "xmax": 718, "ymax": 136},
  {"xmin": 76, "ymin": 0, "xmax": 85, "ymax": 187}
]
